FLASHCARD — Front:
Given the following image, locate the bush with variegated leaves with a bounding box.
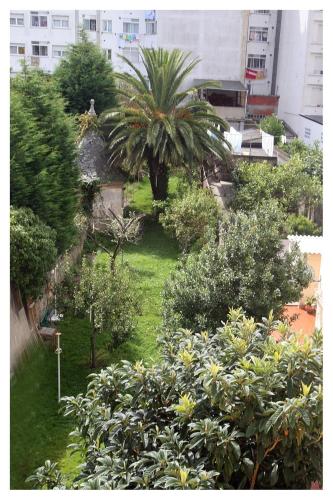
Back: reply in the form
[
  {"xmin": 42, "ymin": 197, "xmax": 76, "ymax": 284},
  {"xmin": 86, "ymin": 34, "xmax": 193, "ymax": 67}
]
[{"xmin": 27, "ymin": 309, "xmax": 322, "ymax": 490}]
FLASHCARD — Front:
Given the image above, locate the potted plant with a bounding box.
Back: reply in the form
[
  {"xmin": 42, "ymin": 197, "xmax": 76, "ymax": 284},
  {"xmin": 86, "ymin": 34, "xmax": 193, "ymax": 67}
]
[{"xmin": 304, "ymin": 295, "xmax": 317, "ymax": 314}]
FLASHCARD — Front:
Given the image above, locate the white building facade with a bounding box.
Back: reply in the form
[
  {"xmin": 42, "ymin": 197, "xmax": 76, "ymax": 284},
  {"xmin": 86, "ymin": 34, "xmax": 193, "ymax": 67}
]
[{"xmin": 275, "ymin": 10, "xmax": 323, "ymax": 147}]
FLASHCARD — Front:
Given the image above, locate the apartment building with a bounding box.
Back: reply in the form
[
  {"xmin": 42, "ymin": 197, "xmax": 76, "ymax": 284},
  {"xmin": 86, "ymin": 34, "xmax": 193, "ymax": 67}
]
[
  {"xmin": 275, "ymin": 10, "xmax": 323, "ymax": 147},
  {"xmin": 10, "ymin": 10, "xmax": 323, "ymax": 144}
]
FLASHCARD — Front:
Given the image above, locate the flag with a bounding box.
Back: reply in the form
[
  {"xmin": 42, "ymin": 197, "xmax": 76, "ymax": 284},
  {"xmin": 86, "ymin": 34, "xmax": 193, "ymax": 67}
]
[{"xmin": 245, "ymin": 68, "xmax": 257, "ymax": 79}]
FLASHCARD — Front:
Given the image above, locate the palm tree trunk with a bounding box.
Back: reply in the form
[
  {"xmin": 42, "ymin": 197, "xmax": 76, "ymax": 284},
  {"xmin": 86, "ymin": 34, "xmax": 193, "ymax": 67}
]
[{"xmin": 147, "ymin": 152, "xmax": 169, "ymax": 202}]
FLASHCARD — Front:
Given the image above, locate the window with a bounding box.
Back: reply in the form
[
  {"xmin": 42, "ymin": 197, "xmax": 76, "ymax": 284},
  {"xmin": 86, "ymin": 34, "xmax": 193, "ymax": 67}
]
[
  {"xmin": 304, "ymin": 127, "xmax": 311, "ymax": 139},
  {"xmin": 122, "ymin": 47, "xmax": 139, "ymax": 63},
  {"xmin": 31, "ymin": 13, "xmax": 48, "ymax": 27},
  {"xmin": 103, "ymin": 49, "xmax": 112, "ymax": 60},
  {"xmin": 123, "ymin": 19, "xmax": 139, "ymax": 34},
  {"xmin": 10, "ymin": 14, "xmax": 24, "ymax": 26},
  {"xmin": 52, "ymin": 45, "xmax": 67, "ymax": 57},
  {"xmin": 83, "ymin": 18, "xmax": 96, "ymax": 31},
  {"xmin": 52, "ymin": 16, "xmax": 69, "ymax": 29},
  {"xmin": 32, "ymin": 42, "xmax": 48, "ymax": 56},
  {"xmin": 249, "ymin": 27, "xmax": 268, "ymax": 42},
  {"xmin": 10, "ymin": 43, "xmax": 25, "ymax": 55},
  {"xmin": 102, "ymin": 19, "xmax": 112, "ymax": 32},
  {"xmin": 146, "ymin": 20, "xmax": 157, "ymax": 35},
  {"xmin": 247, "ymin": 54, "xmax": 266, "ymax": 69},
  {"xmin": 253, "ymin": 10, "xmax": 270, "ymax": 14}
]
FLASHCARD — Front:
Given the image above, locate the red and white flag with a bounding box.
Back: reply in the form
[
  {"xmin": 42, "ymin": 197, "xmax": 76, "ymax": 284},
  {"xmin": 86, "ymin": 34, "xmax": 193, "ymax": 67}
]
[{"xmin": 245, "ymin": 68, "xmax": 257, "ymax": 79}]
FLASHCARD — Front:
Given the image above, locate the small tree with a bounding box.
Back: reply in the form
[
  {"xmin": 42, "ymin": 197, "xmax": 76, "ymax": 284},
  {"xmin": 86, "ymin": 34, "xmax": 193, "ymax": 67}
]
[
  {"xmin": 259, "ymin": 114, "xmax": 285, "ymax": 144},
  {"xmin": 163, "ymin": 202, "xmax": 312, "ymax": 332},
  {"xmin": 286, "ymin": 214, "xmax": 321, "ymax": 236},
  {"xmin": 54, "ymin": 30, "xmax": 117, "ymax": 115},
  {"xmin": 90, "ymin": 208, "xmax": 144, "ymax": 270},
  {"xmin": 160, "ymin": 187, "xmax": 221, "ymax": 253},
  {"xmin": 74, "ymin": 257, "xmax": 140, "ymax": 368},
  {"xmin": 10, "ymin": 207, "xmax": 57, "ymax": 300},
  {"xmin": 27, "ymin": 310, "xmax": 322, "ymax": 490}
]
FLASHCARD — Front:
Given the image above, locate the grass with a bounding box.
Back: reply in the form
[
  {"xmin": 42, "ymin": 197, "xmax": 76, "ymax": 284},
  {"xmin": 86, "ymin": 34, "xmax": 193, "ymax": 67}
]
[{"xmin": 10, "ymin": 177, "xmax": 180, "ymax": 489}]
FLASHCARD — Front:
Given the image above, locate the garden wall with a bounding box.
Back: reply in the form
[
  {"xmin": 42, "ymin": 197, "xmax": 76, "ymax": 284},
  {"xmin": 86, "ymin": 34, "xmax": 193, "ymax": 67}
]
[{"xmin": 10, "ymin": 231, "xmax": 86, "ymax": 373}]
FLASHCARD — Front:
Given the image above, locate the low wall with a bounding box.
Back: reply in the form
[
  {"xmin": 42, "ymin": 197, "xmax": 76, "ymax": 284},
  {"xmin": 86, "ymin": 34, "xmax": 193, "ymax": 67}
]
[{"xmin": 10, "ymin": 230, "xmax": 86, "ymax": 373}]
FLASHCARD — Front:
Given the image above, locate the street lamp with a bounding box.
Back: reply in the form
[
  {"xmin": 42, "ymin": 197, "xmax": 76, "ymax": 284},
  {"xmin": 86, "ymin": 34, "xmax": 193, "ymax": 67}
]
[{"xmin": 55, "ymin": 332, "xmax": 62, "ymax": 403}]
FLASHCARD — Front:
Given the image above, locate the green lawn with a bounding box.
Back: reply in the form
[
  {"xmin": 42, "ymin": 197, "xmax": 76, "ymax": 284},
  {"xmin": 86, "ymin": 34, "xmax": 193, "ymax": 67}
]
[{"xmin": 10, "ymin": 177, "xmax": 180, "ymax": 489}]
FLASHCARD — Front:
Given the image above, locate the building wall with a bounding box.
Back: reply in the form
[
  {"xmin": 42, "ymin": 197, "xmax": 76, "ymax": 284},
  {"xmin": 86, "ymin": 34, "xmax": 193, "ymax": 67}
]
[
  {"xmin": 275, "ymin": 10, "xmax": 323, "ymax": 146},
  {"xmin": 245, "ymin": 10, "xmax": 278, "ymax": 96},
  {"xmin": 156, "ymin": 10, "xmax": 247, "ymax": 87}
]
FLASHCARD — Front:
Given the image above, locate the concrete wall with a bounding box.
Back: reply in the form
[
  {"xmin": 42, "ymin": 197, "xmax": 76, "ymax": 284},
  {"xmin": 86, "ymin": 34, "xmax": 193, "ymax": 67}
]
[
  {"xmin": 93, "ymin": 183, "xmax": 124, "ymax": 218},
  {"xmin": 157, "ymin": 10, "xmax": 247, "ymax": 87},
  {"xmin": 276, "ymin": 10, "xmax": 323, "ymax": 147}
]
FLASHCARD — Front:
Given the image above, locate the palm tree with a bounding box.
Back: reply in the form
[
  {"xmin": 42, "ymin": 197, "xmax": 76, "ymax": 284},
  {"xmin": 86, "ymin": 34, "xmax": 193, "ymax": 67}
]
[{"xmin": 102, "ymin": 47, "xmax": 231, "ymax": 202}]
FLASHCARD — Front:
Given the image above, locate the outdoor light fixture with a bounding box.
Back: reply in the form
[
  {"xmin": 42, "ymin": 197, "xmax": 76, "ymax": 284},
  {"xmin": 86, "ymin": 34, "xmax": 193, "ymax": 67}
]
[{"xmin": 55, "ymin": 332, "xmax": 62, "ymax": 403}]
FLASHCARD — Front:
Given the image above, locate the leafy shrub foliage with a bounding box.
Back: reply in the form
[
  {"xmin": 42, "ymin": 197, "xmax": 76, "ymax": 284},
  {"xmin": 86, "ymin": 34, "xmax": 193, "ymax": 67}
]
[
  {"xmin": 259, "ymin": 114, "xmax": 285, "ymax": 144},
  {"xmin": 160, "ymin": 187, "xmax": 221, "ymax": 252},
  {"xmin": 163, "ymin": 203, "xmax": 312, "ymax": 332},
  {"xmin": 74, "ymin": 257, "xmax": 141, "ymax": 367},
  {"xmin": 231, "ymin": 158, "xmax": 322, "ymax": 216},
  {"xmin": 10, "ymin": 207, "xmax": 57, "ymax": 300},
  {"xmin": 27, "ymin": 310, "xmax": 322, "ymax": 489},
  {"xmin": 280, "ymin": 139, "xmax": 322, "ymax": 182},
  {"xmin": 286, "ymin": 214, "xmax": 321, "ymax": 236}
]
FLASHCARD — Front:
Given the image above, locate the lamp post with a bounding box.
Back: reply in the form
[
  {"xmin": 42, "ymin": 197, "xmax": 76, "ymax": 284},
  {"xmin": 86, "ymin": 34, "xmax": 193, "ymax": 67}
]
[{"xmin": 55, "ymin": 332, "xmax": 62, "ymax": 403}]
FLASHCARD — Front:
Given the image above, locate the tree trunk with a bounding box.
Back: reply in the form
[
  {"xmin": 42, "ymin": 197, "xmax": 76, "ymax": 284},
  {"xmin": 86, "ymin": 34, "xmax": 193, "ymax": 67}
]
[
  {"xmin": 147, "ymin": 152, "xmax": 169, "ymax": 202},
  {"xmin": 90, "ymin": 327, "xmax": 97, "ymax": 369}
]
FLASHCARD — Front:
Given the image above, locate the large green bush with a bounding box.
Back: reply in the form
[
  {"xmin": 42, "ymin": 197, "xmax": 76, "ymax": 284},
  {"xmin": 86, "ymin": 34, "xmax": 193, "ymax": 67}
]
[
  {"xmin": 27, "ymin": 310, "xmax": 322, "ymax": 489},
  {"xmin": 286, "ymin": 214, "xmax": 321, "ymax": 236},
  {"xmin": 11, "ymin": 66, "xmax": 80, "ymax": 252},
  {"xmin": 163, "ymin": 203, "xmax": 312, "ymax": 332},
  {"xmin": 54, "ymin": 31, "xmax": 117, "ymax": 115},
  {"xmin": 280, "ymin": 139, "xmax": 323, "ymax": 182},
  {"xmin": 10, "ymin": 207, "xmax": 57, "ymax": 300},
  {"xmin": 160, "ymin": 187, "xmax": 220, "ymax": 252},
  {"xmin": 231, "ymin": 158, "xmax": 322, "ymax": 216}
]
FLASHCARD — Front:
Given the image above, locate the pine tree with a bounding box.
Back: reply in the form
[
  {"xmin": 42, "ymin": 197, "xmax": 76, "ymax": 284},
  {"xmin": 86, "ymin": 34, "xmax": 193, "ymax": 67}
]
[
  {"xmin": 11, "ymin": 65, "xmax": 80, "ymax": 252},
  {"xmin": 54, "ymin": 30, "xmax": 117, "ymax": 115}
]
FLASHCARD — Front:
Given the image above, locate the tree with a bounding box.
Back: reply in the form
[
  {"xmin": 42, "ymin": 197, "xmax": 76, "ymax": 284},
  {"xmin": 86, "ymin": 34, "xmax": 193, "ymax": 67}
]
[
  {"xmin": 74, "ymin": 257, "xmax": 140, "ymax": 368},
  {"xmin": 281, "ymin": 139, "xmax": 323, "ymax": 182},
  {"xmin": 27, "ymin": 310, "xmax": 322, "ymax": 490},
  {"xmin": 11, "ymin": 66, "xmax": 80, "ymax": 252},
  {"xmin": 160, "ymin": 187, "xmax": 221, "ymax": 253},
  {"xmin": 54, "ymin": 30, "xmax": 117, "ymax": 115},
  {"xmin": 90, "ymin": 208, "xmax": 144, "ymax": 270},
  {"xmin": 259, "ymin": 114, "xmax": 285, "ymax": 144},
  {"xmin": 10, "ymin": 207, "xmax": 57, "ymax": 300},
  {"xmin": 163, "ymin": 203, "xmax": 312, "ymax": 332},
  {"xmin": 102, "ymin": 47, "xmax": 230, "ymax": 202},
  {"xmin": 231, "ymin": 158, "xmax": 322, "ymax": 216}
]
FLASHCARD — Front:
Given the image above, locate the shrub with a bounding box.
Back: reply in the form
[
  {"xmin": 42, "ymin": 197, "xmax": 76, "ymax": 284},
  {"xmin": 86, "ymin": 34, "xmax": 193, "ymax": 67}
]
[
  {"xmin": 259, "ymin": 114, "xmax": 285, "ymax": 144},
  {"xmin": 10, "ymin": 207, "xmax": 57, "ymax": 300},
  {"xmin": 281, "ymin": 140, "xmax": 323, "ymax": 182},
  {"xmin": 27, "ymin": 310, "xmax": 322, "ymax": 489},
  {"xmin": 163, "ymin": 203, "xmax": 312, "ymax": 332},
  {"xmin": 231, "ymin": 158, "xmax": 322, "ymax": 215},
  {"xmin": 286, "ymin": 214, "xmax": 321, "ymax": 236},
  {"xmin": 160, "ymin": 187, "xmax": 221, "ymax": 252}
]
